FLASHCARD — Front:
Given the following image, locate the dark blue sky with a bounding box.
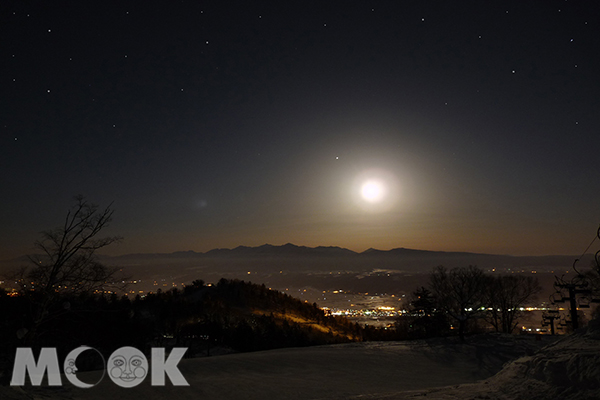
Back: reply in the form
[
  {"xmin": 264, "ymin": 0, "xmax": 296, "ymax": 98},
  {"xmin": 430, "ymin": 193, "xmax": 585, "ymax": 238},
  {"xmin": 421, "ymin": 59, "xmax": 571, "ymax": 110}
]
[{"xmin": 2, "ymin": 1, "xmax": 600, "ymax": 259}]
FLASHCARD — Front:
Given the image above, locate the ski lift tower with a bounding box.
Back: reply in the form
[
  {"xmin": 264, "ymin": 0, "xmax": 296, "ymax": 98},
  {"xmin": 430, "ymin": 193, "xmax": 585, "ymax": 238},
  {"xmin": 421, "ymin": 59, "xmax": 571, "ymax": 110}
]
[
  {"xmin": 541, "ymin": 306, "xmax": 560, "ymax": 335},
  {"xmin": 551, "ymin": 226, "xmax": 600, "ymax": 330}
]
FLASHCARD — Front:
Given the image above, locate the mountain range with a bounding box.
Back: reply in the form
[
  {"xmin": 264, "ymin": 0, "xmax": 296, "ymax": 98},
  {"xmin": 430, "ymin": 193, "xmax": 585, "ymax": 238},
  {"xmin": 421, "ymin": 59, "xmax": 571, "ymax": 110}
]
[
  {"xmin": 2, "ymin": 243, "xmax": 592, "ymax": 276},
  {"xmin": 93, "ymin": 243, "xmax": 592, "ymax": 273}
]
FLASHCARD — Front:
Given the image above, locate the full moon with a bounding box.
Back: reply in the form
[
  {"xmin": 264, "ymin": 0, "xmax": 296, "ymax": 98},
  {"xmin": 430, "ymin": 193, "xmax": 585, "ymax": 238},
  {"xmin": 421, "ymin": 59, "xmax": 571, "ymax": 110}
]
[
  {"xmin": 361, "ymin": 180, "xmax": 385, "ymax": 203},
  {"xmin": 352, "ymin": 168, "xmax": 399, "ymax": 212}
]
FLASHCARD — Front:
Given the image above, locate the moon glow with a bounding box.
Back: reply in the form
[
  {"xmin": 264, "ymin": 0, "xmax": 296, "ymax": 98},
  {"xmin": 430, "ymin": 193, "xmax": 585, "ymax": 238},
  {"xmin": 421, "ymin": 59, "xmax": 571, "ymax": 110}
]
[
  {"xmin": 353, "ymin": 168, "xmax": 399, "ymax": 213},
  {"xmin": 361, "ymin": 180, "xmax": 385, "ymax": 203}
]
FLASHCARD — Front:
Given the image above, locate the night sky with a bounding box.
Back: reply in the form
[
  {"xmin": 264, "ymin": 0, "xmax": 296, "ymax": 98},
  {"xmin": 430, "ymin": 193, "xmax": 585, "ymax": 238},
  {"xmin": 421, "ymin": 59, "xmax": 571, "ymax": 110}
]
[{"xmin": 2, "ymin": 1, "xmax": 600, "ymax": 259}]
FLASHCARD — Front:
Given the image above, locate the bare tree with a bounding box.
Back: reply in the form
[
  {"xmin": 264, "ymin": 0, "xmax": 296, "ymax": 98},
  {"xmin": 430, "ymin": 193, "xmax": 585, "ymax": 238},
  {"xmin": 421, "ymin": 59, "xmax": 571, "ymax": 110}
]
[
  {"xmin": 484, "ymin": 275, "xmax": 540, "ymax": 334},
  {"xmin": 15, "ymin": 196, "xmax": 123, "ymax": 343},
  {"xmin": 24, "ymin": 195, "xmax": 122, "ymax": 295},
  {"xmin": 429, "ymin": 265, "xmax": 486, "ymax": 341}
]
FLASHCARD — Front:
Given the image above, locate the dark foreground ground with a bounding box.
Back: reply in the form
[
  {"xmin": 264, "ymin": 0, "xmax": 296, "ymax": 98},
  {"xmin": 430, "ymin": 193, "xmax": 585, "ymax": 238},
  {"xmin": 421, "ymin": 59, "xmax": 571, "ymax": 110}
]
[{"xmin": 3, "ymin": 329, "xmax": 597, "ymax": 400}]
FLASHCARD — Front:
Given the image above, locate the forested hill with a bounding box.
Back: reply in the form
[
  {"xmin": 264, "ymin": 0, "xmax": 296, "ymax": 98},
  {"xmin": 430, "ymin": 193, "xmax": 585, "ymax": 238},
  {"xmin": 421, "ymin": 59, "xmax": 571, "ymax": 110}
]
[
  {"xmin": 157, "ymin": 278, "xmax": 367, "ymax": 352},
  {"xmin": 0, "ymin": 279, "xmax": 371, "ymax": 379}
]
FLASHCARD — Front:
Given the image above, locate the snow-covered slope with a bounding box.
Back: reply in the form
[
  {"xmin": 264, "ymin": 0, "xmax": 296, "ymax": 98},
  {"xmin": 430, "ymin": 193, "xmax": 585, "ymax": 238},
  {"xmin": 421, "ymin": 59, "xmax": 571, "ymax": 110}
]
[
  {"xmin": 2, "ymin": 330, "xmax": 593, "ymax": 400},
  {"xmin": 479, "ymin": 320, "xmax": 600, "ymax": 400},
  {"xmin": 370, "ymin": 322, "xmax": 600, "ymax": 400}
]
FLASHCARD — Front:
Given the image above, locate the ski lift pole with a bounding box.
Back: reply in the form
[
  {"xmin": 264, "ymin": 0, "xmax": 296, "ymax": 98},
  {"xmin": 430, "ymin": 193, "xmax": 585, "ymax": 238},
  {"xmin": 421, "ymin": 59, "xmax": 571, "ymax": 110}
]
[{"xmin": 568, "ymin": 285, "xmax": 579, "ymax": 330}]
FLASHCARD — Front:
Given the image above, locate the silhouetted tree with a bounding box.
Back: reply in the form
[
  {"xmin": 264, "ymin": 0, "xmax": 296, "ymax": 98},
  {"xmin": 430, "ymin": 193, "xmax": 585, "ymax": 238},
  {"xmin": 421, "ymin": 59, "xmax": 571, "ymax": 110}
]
[
  {"xmin": 15, "ymin": 195, "xmax": 123, "ymax": 344},
  {"xmin": 429, "ymin": 265, "xmax": 486, "ymax": 341},
  {"xmin": 484, "ymin": 275, "xmax": 540, "ymax": 333},
  {"xmin": 405, "ymin": 286, "xmax": 450, "ymax": 338},
  {"xmin": 23, "ymin": 195, "xmax": 122, "ymax": 295}
]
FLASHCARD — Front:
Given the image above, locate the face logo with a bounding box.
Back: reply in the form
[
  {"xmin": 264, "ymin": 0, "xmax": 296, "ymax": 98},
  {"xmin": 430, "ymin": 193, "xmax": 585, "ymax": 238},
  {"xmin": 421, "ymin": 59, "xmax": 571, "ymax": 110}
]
[
  {"xmin": 108, "ymin": 347, "xmax": 148, "ymax": 388},
  {"xmin": 64, "ymin": 359, "xmax": 77, "ymax": 375},
  {"xmin": 62, "ymin": 346, "xmax": 106, "ymax": 388}
]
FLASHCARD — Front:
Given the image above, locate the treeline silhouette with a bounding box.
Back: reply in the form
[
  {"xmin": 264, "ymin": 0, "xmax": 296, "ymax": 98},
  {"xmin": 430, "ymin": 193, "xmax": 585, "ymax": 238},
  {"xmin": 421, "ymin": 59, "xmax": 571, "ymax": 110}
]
[{"xmin": 397, "ymin": 265, "xmax": 543, "ymax": 341}]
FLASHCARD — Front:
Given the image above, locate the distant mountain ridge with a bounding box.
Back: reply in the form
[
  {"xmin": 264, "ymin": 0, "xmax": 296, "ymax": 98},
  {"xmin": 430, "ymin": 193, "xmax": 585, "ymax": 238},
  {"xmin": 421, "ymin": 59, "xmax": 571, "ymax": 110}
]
[
  {"xmin": 95, "ymin": 243, "xmax": 494, "ymax": 260},
  {"xmin": 104, "ymin": 243, "xmax": 580, "ymax": 259},
  {"xmin": 2, "ymin": 243, "xmax": 591, "ymax": 273},
  {"xmin": 205, "ymin": 243, "xmax": 357, "ymax": 257}
]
